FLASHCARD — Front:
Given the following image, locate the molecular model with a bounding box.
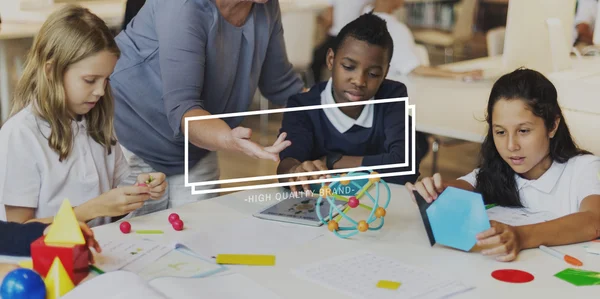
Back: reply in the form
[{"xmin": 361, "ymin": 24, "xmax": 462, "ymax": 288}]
[{"xmin": 316, "ymin": 171, "xmax": 391, "ymax": 239}]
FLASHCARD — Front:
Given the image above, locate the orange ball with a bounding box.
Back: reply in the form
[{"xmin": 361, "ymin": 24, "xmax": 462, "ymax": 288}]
[
  {"xmin": 369, "ymin": 171, "xmax": 381, "ymax": 183},
  {"xmin": 340, "ymin": 174, "xmax": 350, "ymax": 186},
  {"xmin": 328, "ymin": 220, "xmax": 339, "ymax": 232},
  {"xmin": 320, "ymin": 186, "xmax": 332, "ymax": 197},
  {"xmin": 375, "ymin": 207, "xmax": 386, "ymax": 218},
  {"xmin": 357, "ymin": 220, "xmax": 369, "ymax": 232}
]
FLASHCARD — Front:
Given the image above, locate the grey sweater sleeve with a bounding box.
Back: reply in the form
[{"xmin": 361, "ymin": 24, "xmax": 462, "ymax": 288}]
[
  {"xmin": 155, "ymin": 1, "xmax": 209, "ymax": 139},
  {"xmin": 258, "ymin": 1, "xmax": 305, "ymax": 106}
]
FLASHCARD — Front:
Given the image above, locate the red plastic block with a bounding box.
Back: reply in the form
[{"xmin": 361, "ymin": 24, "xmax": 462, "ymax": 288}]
[{"xmin": 30, "ymin": 236, "xmax": 90, "ymax": 285}]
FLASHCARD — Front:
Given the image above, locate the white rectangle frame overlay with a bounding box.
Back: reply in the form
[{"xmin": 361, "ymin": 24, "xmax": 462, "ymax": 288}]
[{"xmin": 185, "ymin": 97, "xmax": 416, "ymax": 195}]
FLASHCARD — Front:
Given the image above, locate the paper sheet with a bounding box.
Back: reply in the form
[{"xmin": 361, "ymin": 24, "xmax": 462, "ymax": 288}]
[
  {"xmin": 93, "ymin": 239, "xmax": 172, "ymax": 273},
  {"xmin": 136, "ymin": 249, "xmax": 225, "ymax": 281},
  {"xmin": 293, "ymin": 251, "xmax": 474, "ymax": 299},
  {"xmin": 584, "ymin": 242, "xmax": 600, "ymax": 255},
  {"xmin": 486, "ymin": 206, "xmax": 558, "ymax": 226},
  {"xmin": 179, "ymin": 216, "xmax": 324, "ymax": 257},
  {"xmin": 150, "ymin": 273, "xmax": 282, "ymax": 299},
  {"xmin": 62, "ymin": 271, "xmax": 168, "ymax": 299}
]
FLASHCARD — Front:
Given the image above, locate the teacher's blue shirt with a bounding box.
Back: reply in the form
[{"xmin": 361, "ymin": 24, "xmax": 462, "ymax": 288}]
[{"xmin": 110, "ymin": 0, "xmax": 304, "ymax": 175}]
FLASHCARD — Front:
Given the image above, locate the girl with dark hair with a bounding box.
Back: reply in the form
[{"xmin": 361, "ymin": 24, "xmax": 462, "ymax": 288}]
[{"xmin": 406, "ymin": 68, "xmax": 600, "ymax": 262}]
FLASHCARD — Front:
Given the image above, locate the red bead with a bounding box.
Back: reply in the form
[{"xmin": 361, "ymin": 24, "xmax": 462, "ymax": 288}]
[
  {"xmin": 348, "ymin": 197, "xmax": 359, "ymax": 208},
  {"xmin": 119, "ymin": 221, "xmax": 131, "ymax": 234},
  {"xmin": 168, "ymin": 213, "xmax": 180, "ymax": 224},
  {"xmin": 172, "ymin": 220, "xmax": 184, "ymax": 231}
]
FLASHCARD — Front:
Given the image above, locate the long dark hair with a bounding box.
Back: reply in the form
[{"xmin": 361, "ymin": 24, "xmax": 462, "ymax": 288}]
[{"xmin": 475, "ymin": 68, "xmax": 590, "ymax": 207}]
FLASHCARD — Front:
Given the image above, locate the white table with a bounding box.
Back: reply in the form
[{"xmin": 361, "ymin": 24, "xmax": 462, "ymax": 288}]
[
  {"xmin": 400, "ymin": 55, "xmax": 600, "ymax": 155},
  {"xmin": 57, "ymin": 185, "xmax": 600, "ymax": 298}
]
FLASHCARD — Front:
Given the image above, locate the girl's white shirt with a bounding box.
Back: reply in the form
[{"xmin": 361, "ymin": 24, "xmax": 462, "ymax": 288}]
[
  {"xmin": 0, "ymin": 104, "xmax": 130, "ymax": 226},
  {"xmin": 459, "ymin": 154, "xmax": 600, "ymax": 217}
]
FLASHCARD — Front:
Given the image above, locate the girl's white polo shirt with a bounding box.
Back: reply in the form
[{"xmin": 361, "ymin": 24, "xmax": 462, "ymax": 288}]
[
  {"xmin": 0, "ymin": 106, "xmax": 130, "ymax": 226},
  {"xmin": 458, "ymin": 154, "xmax": 600, "ymax": 217}
]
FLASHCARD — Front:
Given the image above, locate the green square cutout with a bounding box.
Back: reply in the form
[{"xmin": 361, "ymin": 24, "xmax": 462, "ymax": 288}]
[{"xmin": 555, "ymin": 268, "xmax": 600, "ymax": 286}]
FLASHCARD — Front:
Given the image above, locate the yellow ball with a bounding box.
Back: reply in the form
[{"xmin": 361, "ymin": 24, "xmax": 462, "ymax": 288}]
[
  {"xmin": 340, "ymin": 174, "xmax": 350, "ymax": 186},
  {"xmin": 357, "ymin": 220, "xmax": 369, "ymax": 232},
  {"xmin": 375, "ymin": 207, "xmax": 386, "ymax": 218},
  {"xmin": 320, "ymin": 186, "xmax": 332, "ymax": 197},
  {"xmin": 369, "ymin": 171, "xmax": 380, "ymax": 183},
  {"xmin": 328, "ymin": 220, "xmax": 339, "ymax": 232}
]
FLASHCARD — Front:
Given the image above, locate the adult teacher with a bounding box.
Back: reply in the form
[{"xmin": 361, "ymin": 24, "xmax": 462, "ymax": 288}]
[{"xmin": 110, "ymin": 0, "xmax": 304, "ymax": 216}]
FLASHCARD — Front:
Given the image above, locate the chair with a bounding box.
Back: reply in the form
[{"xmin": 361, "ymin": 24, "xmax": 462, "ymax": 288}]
[
  {"xmin": 412, "ymin": 0, "xmax": 479, "ymax": 63},
  {"xmin": 0, "ymin": 38, "xmax": 32, "ymax": 125},
  {"xmin": 281, "ymin": 9, "xmax": 318, "ymax": 87},
  {"xmin": 413, "ymin": 44, "xmax": 431, "ymax": 67},
  {"xmin": 486, "ymin": 26, "xmax": 505, "ymax": 57}
]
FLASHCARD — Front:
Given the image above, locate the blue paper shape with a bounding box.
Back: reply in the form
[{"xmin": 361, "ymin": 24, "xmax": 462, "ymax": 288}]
[{"xmin": 426, "ymin": 187, "xmax": 491, "ymax": 251}]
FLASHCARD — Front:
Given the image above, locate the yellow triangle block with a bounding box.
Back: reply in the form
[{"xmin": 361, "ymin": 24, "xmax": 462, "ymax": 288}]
[
  {"xmin": 45, "ymin": 199, "xmax": 85, "ymax": 245},
  {"xmin": 18, "ymin": 259, "xmax": 33, "ymax": 269},
  {"xmin": 45, "ymin": 257, "xmax": 75, "ymax": 299}
]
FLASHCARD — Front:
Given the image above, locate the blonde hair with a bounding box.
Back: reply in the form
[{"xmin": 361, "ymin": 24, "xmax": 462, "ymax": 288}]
[{"xmin": 11, "ymin": 5, "xmax": 121, "ymax": 161}]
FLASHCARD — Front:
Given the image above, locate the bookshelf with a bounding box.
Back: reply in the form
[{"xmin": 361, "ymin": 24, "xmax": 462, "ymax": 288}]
[
  {"xmin": 403, "ymin": 0, "xmax": 460, "ymax": 32},
  {"xmin": 402, "ymin": 0, "xmax": 509, "ymax": 33},
  {"xmin": 477, "ymin": 0, "xmax": 508, "ymax": 32}
]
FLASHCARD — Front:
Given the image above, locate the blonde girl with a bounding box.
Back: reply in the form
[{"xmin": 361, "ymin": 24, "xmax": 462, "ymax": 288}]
[{"xmin": 0, "ymin": 5, "xmax": 167, "ymax": 226}]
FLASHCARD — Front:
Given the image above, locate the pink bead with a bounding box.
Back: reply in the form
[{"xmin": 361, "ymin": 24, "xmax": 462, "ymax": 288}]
[
  {"xmin": 172, "ymin": 219, "xmax": 184, "ymax": 231},
  {"xmin": 119, "ymin": 221, "xmax": 131, "ymax": 234},
  {"xmin": 168, "ymin": 213, "xmax": 180, "ymax": 224},
  {"xmin": 348, "ymin": 197, "xmax": 359, "ymax": 208}
]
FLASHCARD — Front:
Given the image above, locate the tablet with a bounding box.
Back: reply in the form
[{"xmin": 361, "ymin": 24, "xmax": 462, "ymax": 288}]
[{"xmin": 253, "ymin": 193, "xmax": 347, "ymax": 227}]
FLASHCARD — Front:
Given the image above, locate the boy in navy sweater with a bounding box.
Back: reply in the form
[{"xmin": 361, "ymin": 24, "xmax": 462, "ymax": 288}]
[{"xmin": 277, "ymin": 13, "xmax": 422, "ymax": 192}]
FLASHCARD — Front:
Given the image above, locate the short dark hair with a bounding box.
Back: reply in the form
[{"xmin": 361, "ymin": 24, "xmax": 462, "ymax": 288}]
[{"xmin": 331, "ymin": 12, "xmax": 394, "ymax": 63}]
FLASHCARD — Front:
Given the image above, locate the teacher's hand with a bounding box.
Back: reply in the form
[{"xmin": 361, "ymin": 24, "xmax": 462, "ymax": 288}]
[{"xmin": 230, "ymin": 127, "xmax": 291, "ymax": 162}]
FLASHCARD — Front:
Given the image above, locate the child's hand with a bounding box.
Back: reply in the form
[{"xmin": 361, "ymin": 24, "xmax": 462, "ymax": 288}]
[
  {"xmin": 136, "ymin": 173, "xmax": 167, "ymax": 200},
  {"xmin": 405, "ymin": 173, "xmax": 446, "ymax": 203},
  {"xmin": 0, "ymin": 263, "xmax": 19, "ymax": 283},
  {"xmin": 287, "ymin": 159, "xmax": 330, "ymax": 194},
  {"xmin": 476, "ymin": 221, "xmax": 522, "ymax": 262},
  {"xmin": 96, "ymin": 185, "xmax": 151, "ymax": 217}
]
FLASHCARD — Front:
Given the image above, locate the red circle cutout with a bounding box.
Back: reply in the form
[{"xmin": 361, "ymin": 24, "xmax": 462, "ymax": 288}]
[{"xmin": 491, "ymin": 269, "xmax": 534, "ymax": 283}]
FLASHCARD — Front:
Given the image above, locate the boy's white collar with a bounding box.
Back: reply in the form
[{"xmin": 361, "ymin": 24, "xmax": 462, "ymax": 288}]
[{"xmin": 320, "ymin": 78, "xmax": 374, "ymax": 134}]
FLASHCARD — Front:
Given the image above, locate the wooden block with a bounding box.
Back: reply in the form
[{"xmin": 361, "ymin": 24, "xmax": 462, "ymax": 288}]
[
  {"xmin": 31, "ymin": 236, "xmax": 90, "ymax": 285},
  {"xmin": 215, "ymin": 254, "xmax": 276, "ymax": 266},
  {"xmin": 376, "ymin": 280, "xmax": 401, "ymax": 290}
]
